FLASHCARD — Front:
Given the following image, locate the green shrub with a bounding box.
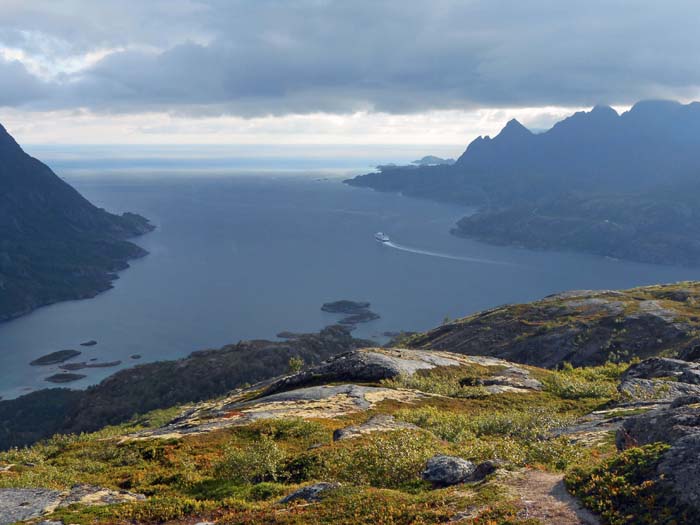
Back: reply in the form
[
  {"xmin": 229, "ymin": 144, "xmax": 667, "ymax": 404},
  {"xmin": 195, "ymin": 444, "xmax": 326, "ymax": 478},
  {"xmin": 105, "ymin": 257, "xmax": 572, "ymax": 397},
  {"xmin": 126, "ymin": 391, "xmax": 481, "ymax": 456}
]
[
  {"xmin": 543, "ymin": 362, "xmax": 625, "ymax": 400},
  {"xmin": 457, "ymin": 435, "xmax": 586, "ymax": 471},
  {"xmin": 248, "ymin": 482, "xmax": 286, "ymax": 501},
  {"xmin": 214, "ymin": 435, "xmax": 286, "ymax": 483},
  {"xmin": 112, "ymin": 496, "xmax": 217, "ymax": 522},
  {"xmin": 543, "ymin": 374, "xmax": 617, "ymax": 399},
  {"xmin": 382, "ymin": 365, "xmax": 493, "ymax": 398},
  {"xmin": 397, "ymin": 406, "xmax": 571, "ymax": 441},
  {"xmin": 288, "ymin": 356, "xmax": 305, "ymax": 374},
  {"xmin": 320, "ymin": 431, "xmax": 440, "ymax": 488},
  {"xmin": 280, "ymin": 452, "xmax": 322, "ymax": 483},
  {"xmin": 566, "ymin": 443, "xmax": 692, "ymax": 524},
  {"xmin": 245, "ymin": 417, "xmax": 327, "ymax": 443}
]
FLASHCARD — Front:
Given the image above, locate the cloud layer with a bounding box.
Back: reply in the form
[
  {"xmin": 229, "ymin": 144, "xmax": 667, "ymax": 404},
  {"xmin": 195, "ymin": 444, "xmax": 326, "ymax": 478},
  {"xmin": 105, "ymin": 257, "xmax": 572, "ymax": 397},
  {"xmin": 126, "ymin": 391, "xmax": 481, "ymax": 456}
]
[{"xmin": 1, "ymin": 0, "xmax": 699, "ymax": 118}]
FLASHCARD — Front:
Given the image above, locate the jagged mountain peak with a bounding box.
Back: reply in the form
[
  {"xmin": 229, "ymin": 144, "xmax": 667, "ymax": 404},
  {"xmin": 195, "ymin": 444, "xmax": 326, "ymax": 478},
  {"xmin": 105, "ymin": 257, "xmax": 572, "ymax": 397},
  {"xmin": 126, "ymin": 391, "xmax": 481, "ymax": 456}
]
[
  {"xmin": 497, "ymin": 118, "xmax": 532, "ymax": 139},
  {"xmin": 590, "ymin": 104, "xmax": 619, "ymax": 117}
]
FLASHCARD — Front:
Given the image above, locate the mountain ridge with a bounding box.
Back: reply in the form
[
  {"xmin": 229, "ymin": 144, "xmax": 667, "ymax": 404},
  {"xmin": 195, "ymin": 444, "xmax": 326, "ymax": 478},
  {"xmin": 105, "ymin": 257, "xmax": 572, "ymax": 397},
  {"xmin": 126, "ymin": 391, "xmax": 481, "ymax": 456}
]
[
  {"xmin": 0, "ymin": 123, "xmax": 154, "ymax": 321},
  {"xmin": 346, "ymin": 99, "xmax": 700, "ymax": 265}
]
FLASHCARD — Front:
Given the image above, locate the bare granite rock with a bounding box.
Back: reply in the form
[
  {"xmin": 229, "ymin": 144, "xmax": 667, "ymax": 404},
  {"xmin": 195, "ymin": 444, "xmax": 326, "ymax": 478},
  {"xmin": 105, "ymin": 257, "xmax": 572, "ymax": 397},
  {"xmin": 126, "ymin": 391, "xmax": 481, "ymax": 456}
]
[
  {"xmin": 139, "ymin": 384, "xmax": 424, "ymax": 438},
  {"xmin": 422, "ymin": 455, "xmax": 477, "ymax": 486},
  {"xmin": 259, "ymin": 347, "xmax": 512, "ymax": 397},
  {"xmin": 333, "ymin": 414, "xmax": 420, "ymax": 441},
  {"xmin": 279, "ymin": 482, "xmax": 340, "ymax": 504},
  {"xmin": 422, "ymin": 456, "xmax": 500, "ymax": 487},
  {"xmin": 621, "ymin": 358, "xmax": 700, "ymax": 382},
  {"xmin": 132, "ymin": 348, "xmax": 543, "ymax": 440},
  {"xmin": 616, "ymin": 401, "xmax": 700, "ymax": 510},
  {"xmin": 616, "ymin": 403, "xmax": 700, "ymax": 450},
  {"xmin": 0, "ymin": 485, "xmax": 145, "ymax": 525},
  {"xmin": 618, "ymin": 358, "xmax": 700, "ymax": 401},
  {"xmin": 472, "ymin": 366, "xmax": 543, "ymax": 393}
]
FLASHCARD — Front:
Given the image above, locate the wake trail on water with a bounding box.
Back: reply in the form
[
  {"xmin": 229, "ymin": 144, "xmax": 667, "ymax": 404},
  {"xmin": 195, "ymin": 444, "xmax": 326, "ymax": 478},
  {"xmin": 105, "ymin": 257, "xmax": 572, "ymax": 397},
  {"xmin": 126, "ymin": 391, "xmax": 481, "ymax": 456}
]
[{"xmin": 382, "ymin": 241, "xmax": 515, "ymax": 266}]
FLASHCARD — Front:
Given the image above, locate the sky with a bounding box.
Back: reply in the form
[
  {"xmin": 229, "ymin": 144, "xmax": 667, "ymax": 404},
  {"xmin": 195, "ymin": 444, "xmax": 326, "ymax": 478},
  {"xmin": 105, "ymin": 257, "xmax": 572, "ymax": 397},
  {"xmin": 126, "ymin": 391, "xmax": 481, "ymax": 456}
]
[{"xmin": 0, "ymin": 0, "xmax": 698, "ymax": 147}]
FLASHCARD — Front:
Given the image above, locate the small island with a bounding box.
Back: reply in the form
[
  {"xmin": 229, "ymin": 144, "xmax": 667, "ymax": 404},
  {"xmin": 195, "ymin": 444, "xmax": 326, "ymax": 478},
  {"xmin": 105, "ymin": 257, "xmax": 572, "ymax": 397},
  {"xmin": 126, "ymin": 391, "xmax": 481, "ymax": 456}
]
[
  {"xmin": 321, "ymin": 300, "xmax": 380, "ymax": 326},
  {"xmin": 321, "ymin": 300, "xmax": 371, "ymax": 314},
  {"xmin": 44, "ymin": 373, "xmax": 86, "ymax": 384},
  {"xmin": 30, "ymin": 349, "xmax": 81, "ymax": 366},
  {"xmin": 80, "ymin": 340, "xmax": 98, "ymax": 347},
  {"xmin": 59, "ymin": 360, "xmax": 122, "ymax": 371},
  {"xmin": 338, "ymin": 311, "xmax": 381, "ymax": 325}
]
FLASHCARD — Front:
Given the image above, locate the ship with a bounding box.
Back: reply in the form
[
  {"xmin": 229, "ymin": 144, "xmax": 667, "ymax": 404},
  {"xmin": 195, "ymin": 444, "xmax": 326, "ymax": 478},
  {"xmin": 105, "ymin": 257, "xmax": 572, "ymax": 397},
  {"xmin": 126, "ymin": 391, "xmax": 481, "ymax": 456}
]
[{"xmin": 374, "ymin": 232, "xmax": 390, "ymax": 242}]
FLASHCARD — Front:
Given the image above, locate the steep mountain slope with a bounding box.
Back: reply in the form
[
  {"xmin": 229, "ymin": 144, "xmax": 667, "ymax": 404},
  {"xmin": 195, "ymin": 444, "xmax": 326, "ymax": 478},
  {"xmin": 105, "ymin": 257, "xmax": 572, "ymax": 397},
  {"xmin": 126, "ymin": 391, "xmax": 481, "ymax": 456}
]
[
  {"xmin": 346, "ymin": 101, "xmax": 700, "ymax": 265},
  {"xmin": 0, "ymin": 123, "xmax": 153, "ymax": 320}
]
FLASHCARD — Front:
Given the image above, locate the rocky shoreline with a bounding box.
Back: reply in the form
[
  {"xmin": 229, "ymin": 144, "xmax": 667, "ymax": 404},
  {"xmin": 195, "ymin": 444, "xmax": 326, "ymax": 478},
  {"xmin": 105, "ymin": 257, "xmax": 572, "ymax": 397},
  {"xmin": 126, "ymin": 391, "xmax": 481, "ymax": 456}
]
[{"xmin": 0, "ymin": 325, "xmax": 371, "ymax": 449}]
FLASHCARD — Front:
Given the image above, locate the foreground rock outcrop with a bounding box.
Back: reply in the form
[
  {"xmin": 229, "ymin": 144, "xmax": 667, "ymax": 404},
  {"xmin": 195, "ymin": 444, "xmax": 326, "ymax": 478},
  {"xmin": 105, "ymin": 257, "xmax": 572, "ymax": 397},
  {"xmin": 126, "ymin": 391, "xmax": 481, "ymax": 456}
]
[
  {"xmin": 138, "ymin": 347, "xmax": 544, "ymax": 438},
  {"xmin": 0, "ymin": 485, "xmax": 144, "ymax": 525},
  {"xmin": 616, "ymin": 396, "xmax": 700, "ymax": 510},
  {"xmin": 259, "ymin": 347, "xmax": 537, "ymax": 397},
  {"xmin": 618, "ymin": 357, "xmax": 700, "ymax": 402}
]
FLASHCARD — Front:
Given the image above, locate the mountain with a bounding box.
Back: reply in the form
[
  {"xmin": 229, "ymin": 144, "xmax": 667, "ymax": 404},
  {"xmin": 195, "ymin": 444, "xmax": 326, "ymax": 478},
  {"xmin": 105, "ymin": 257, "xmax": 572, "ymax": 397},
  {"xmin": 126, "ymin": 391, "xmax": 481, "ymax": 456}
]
[
  {"xmin": 346, "ymin": 101, "xmax": 700, "ymax": 265},
  {"xmin": 0, "ymin": 123, "xmax": 154, "ymax": 321},
  {"xmin": 4, "ymin": 283, "xmax": 700, "ymax": 523},
  {"xmin": 403, "ymin": 281, "xmax": 700, "ymax": 367}
]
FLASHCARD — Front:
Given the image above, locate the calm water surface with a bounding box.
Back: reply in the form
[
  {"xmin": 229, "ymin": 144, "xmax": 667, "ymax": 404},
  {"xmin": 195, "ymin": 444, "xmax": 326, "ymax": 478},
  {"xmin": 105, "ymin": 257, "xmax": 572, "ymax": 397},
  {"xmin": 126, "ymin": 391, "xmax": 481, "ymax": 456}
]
[{"xmin": 0, "ymin": 170, "xmax": 698, "ymax": 398}]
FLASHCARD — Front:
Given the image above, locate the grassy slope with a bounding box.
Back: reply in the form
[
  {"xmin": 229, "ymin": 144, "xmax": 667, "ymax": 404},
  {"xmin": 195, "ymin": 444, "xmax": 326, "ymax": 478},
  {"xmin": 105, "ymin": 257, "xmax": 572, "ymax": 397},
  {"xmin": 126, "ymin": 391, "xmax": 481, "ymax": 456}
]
[{"xmin": 2, "ymin": 360, "xmax": 634, "ymax": 525}]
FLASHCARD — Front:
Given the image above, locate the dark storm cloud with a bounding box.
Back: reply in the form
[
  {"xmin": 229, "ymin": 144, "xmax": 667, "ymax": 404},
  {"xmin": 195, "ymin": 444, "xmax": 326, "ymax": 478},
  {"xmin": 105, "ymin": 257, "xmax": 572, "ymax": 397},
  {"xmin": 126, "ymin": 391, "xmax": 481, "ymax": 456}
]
[{"xmin": 1, "ymin": 0, "xmax": 700, "ymax": 115}]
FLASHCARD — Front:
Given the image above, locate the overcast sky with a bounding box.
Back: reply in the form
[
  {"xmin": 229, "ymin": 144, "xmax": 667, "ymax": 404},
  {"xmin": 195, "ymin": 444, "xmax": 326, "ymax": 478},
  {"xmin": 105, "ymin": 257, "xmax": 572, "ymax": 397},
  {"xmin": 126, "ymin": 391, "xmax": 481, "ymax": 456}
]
[{"xmin": 0, "ymin": 0, "xmax": 698, "ymax": 146}]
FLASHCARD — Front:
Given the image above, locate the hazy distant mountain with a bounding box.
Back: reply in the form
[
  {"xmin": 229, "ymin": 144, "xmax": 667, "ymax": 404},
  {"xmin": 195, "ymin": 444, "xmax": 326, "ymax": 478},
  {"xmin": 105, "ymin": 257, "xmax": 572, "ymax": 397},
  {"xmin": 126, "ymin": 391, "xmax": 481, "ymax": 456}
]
[
  {"xmin": 411, "ymin": 155, "xmax": 455, "ymax": 166},
  {"xmin": 0, "ymin": 123, "xmax": 153, "ymax": 321},
  {"xmin": 347, "ymin": 101, "xmax": 700, "ymax": 265}
]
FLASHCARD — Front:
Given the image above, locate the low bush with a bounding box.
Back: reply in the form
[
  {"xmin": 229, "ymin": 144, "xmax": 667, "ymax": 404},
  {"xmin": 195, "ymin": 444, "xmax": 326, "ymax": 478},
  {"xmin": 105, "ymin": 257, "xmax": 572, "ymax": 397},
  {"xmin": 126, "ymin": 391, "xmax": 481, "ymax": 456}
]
[
  {"xmin": 244, "ymin": 417, "xmax": 328, "ymax": 444},
  {"xmin": 319, "ymin": 430, "xmax": 441, "ymax": 489},
  {"xmin": 542, "ymin": 361, "xmax": 626, "ymax": 400},
  {"xmin": 214, "ymin": 435, "xmax": 286, "ymax": 483},
  {"xmin": 397, "ymin": 406, "xmax": 571, "ymax": 441},
  {"xmin": 382, "ymin": 365, "xmax": 493, "ymax": 398}
]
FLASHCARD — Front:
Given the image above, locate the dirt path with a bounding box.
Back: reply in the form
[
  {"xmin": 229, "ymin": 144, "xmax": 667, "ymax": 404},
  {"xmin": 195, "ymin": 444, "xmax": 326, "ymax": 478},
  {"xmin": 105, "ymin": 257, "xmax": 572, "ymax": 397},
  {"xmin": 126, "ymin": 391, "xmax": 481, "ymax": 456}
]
[{"xmin": 507, "ymin": 470, "xmax": 600, "ymax": 525}]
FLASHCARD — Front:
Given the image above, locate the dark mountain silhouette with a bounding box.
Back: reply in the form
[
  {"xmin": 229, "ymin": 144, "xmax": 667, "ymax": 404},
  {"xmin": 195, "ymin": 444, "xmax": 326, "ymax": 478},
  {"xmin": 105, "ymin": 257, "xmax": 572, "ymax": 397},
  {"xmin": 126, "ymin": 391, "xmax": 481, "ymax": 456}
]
[
  {"xmin": 346, "ymin": 100, "xmax": 700, "ymax": 265},
  {"xmin": 0, "ymin": 123, "xmax": 153, "ymax": 321}
]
